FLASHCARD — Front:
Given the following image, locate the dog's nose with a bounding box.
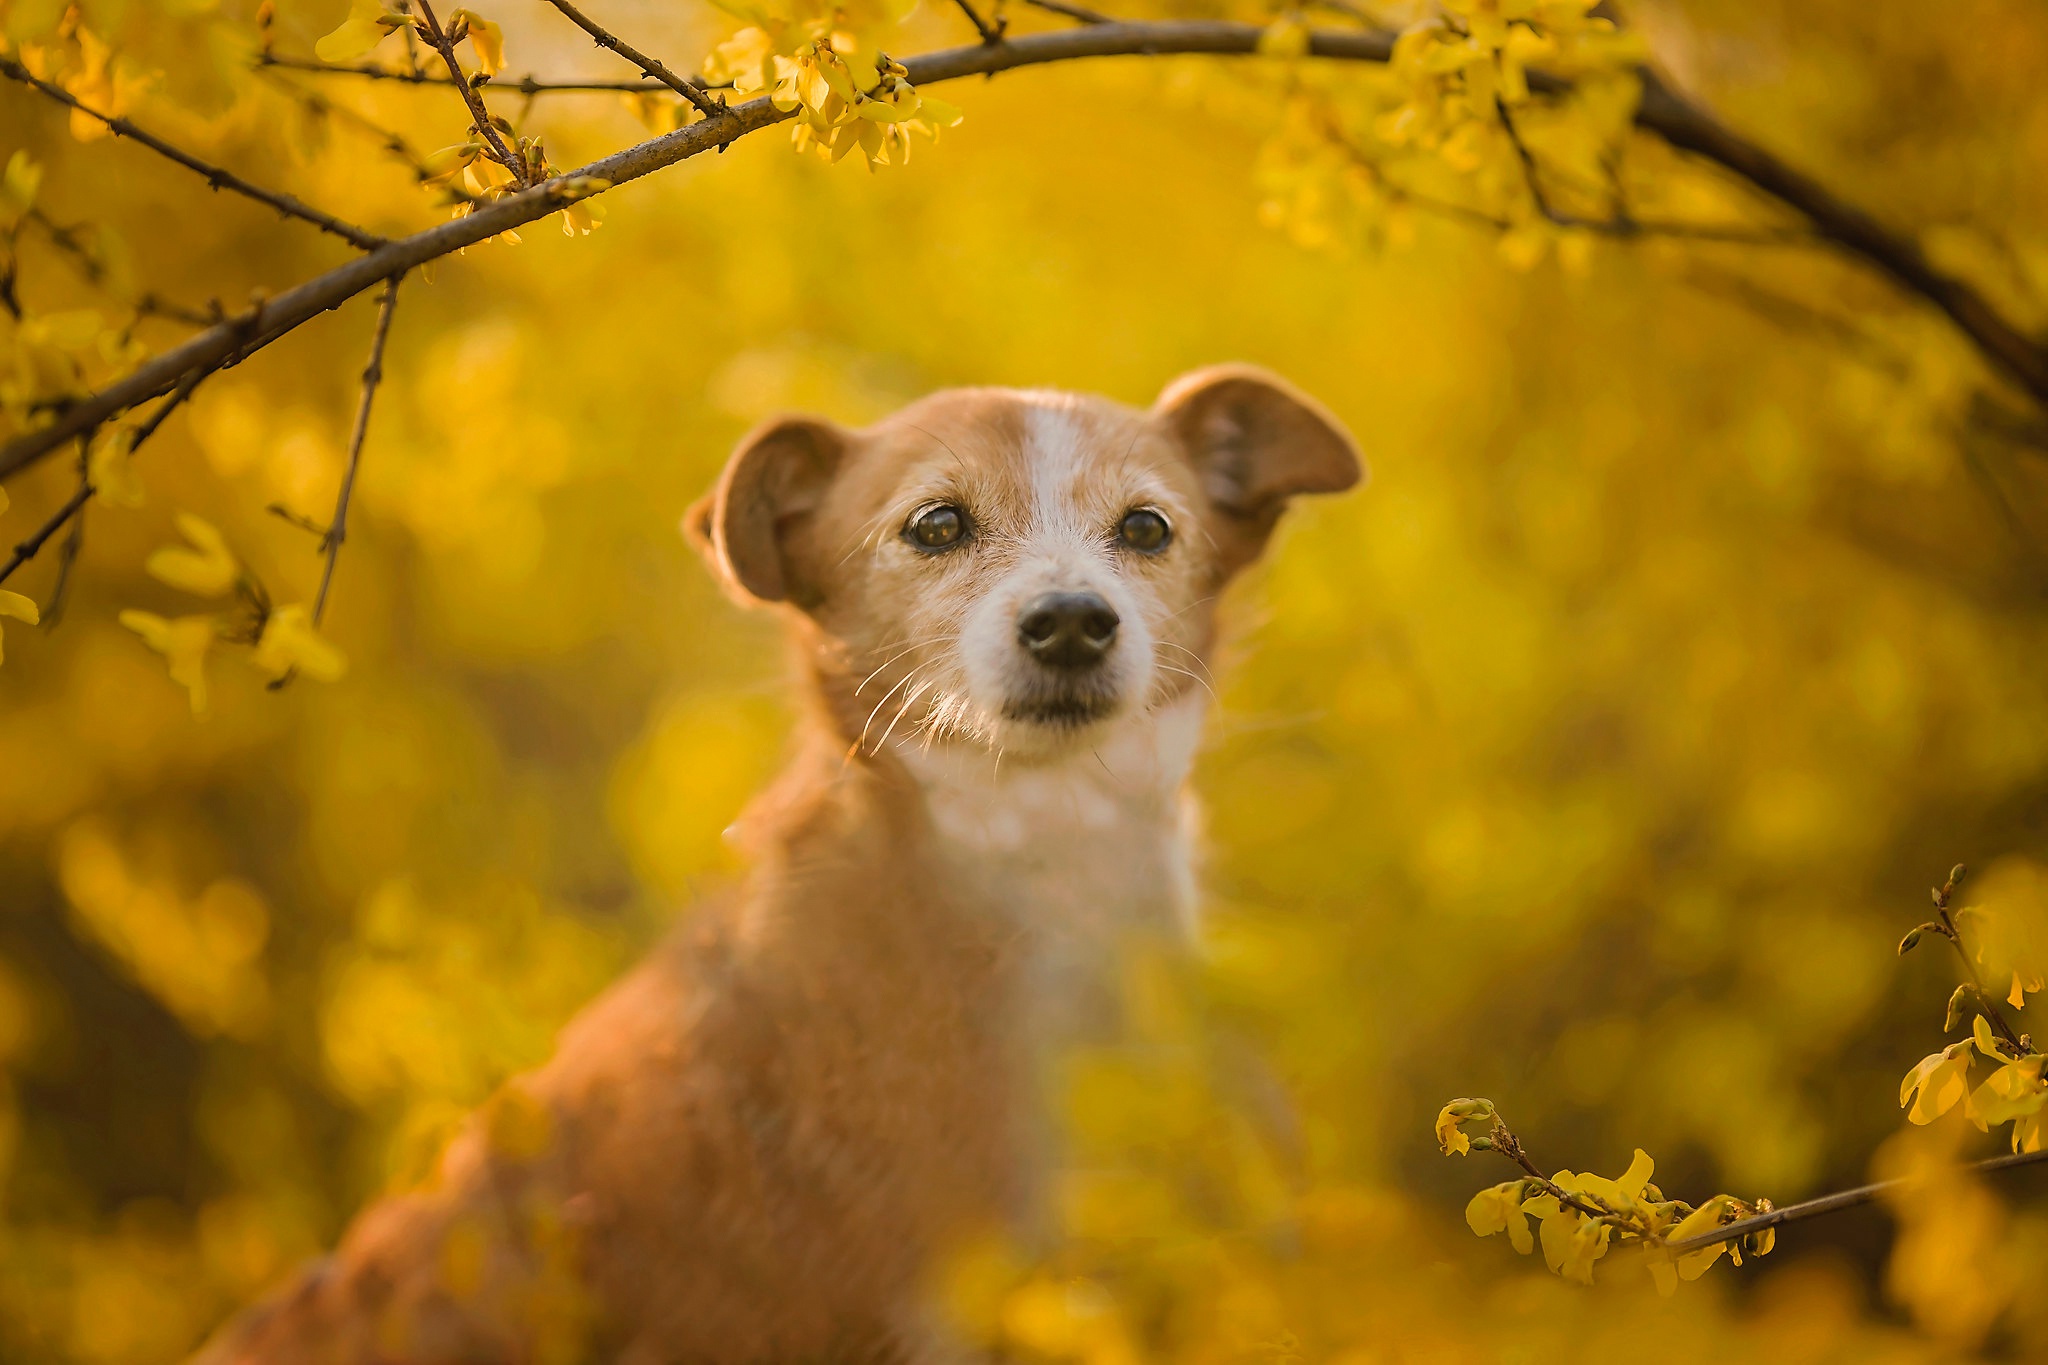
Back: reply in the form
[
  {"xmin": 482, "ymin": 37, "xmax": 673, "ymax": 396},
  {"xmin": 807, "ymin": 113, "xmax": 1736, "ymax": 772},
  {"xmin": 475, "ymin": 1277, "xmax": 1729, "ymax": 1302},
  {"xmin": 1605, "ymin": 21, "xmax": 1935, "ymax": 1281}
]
[{"xmin": 1018, "ymin": 592, "xmax": 1120, "ymax": 669}]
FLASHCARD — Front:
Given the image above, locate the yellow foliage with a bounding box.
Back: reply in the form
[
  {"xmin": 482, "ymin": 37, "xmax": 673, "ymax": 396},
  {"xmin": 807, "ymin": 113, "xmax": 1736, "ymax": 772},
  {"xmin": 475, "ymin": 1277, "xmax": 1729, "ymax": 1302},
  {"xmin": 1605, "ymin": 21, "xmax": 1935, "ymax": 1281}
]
[{"xmin": 0, "ymin": 0, "xmax": 2047, "ymax": 1358}]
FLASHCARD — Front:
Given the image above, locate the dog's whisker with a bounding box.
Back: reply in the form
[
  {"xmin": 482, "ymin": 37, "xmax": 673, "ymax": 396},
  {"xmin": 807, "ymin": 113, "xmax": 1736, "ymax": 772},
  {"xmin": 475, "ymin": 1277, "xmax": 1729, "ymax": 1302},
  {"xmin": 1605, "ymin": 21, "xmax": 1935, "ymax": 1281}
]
[
  {"xmin": 1154, "ymin": 662, "xmax": 1222, "ymax": 707},
  {"xmin": 857, "ymin": 665, "xmax": 932, "ymax": 751},
  {"xmin": 855, "ymin": 635, "xmax": 959, "ymax": 696},
  {"xmin": 871, "ymin": 680, "xmax": 933, "ymax": 755}
]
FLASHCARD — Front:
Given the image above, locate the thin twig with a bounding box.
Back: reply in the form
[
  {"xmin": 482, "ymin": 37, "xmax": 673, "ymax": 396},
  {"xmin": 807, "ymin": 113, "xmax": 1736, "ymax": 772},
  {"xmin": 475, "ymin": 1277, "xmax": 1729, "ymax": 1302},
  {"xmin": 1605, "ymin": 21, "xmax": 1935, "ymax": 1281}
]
[
  {"xmin": 21, "ymin": 210, "xmax": 219, "ymax": 328},
  {"xmin": 0, "ymin": 55, "xmax": 385, "ymax": 251},
  {"xmin": 1496, "ymin": 94, "xmax": 1561, "ymax": 222},
  {"xmin": 40, "ymin": 443, "xmax": 90, "ymax": 625},
  {"xmin": 1020, "ymin": 0, "xmax": 1113, "ymax": 23},
  {"xmin": 257, "ymin": 51, "xmax": 674, "ymax": 94},
  {"xmin": 313, "ymin": 275, "xmax": 401, "ymax": 625},
  {"xmin": 410, "ymin": 0, "xmax": 530, "ymax": 182},
  {"xmin": 1664, "ymin": 1148, "xmax": 2048, "ymax": 1255},
  {"xmin": 0, "ymin": 467, "xmax": 93, "ymax": 590},
  {"xmin": 7, "ymin": 18, "xmax": 2046, "ymax": 479},
  {"xmin": 949, "ymin": 0, "xmax": 1008, "ymax": 45},
  {"xmin": 0, "ymin": 367, "xmax": 207, "ymax": 589},
  {"xmin": 1929, "ymin": 868, "xmax": 2031, "ymax": 1053},
  {"xmin": 1489, "ymin": 1124, "xmax": 1610, "ymax": 1220},
  {"xmin": 253, "ymin": 68, "xmax": 482, "ymax": 207},
  {"xmin": 536, "ymin": 0, "xmax": 727, "ymax": 119}
]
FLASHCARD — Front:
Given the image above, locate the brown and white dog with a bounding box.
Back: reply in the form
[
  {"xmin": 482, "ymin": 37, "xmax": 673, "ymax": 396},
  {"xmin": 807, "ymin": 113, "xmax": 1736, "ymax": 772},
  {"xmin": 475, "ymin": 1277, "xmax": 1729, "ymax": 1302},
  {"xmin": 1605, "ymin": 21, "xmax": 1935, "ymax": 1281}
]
[{"xmin": 196, "ymin": 366, "xmax": 1360, "ymax": 1364}]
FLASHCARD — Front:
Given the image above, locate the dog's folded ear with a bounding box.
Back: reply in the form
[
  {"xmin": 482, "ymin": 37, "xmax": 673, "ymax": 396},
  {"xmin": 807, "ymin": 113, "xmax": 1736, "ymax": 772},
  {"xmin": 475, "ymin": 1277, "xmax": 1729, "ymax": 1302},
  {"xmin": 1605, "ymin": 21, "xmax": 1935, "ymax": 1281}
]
[
  {"xmin": 686, "ymin": 416, "xmax": 848, "ymax": 608},
  {"xmin": 1154, "ymin": 365, "xmax": 1363, "ymax": 575}
]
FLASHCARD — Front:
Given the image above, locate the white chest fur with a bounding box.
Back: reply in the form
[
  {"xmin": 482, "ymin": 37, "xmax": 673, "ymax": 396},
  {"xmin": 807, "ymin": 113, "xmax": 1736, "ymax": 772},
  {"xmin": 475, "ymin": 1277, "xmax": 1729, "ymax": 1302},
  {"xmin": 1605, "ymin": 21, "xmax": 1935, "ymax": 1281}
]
[{"xmin": 895, "ymin": 695, "xmax": 1208, "ymax": 1043}]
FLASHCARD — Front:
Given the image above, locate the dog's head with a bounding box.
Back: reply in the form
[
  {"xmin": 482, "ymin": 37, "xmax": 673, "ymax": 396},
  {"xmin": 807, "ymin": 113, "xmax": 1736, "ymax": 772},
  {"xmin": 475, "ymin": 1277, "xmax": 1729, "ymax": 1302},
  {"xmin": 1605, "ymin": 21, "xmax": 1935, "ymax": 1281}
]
[{"xmin": 687, "ymin": 366, "xmax": 1361, "ymax": 760}]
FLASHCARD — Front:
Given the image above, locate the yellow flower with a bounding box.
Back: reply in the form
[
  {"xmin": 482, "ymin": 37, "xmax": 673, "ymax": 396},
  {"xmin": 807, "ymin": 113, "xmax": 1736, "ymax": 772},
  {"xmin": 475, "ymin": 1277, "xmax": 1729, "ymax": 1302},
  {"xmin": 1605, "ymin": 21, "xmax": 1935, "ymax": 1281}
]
[
  {"xmin": 705, "ymin": 25, "xmax": 780, "ymax": 97},
  {"xmin": 1257, "ymin": 15, "xmax": 1311, "ymax": 60},
  {"xmin": 146, "ymin": 512, "xmax": 239, "ymax": 596},
  {"xmin": 451, "ymin": 10, "xmax": 505, "ymax": 77},
  {"xmin": 1965, "ymin": 1054, "xmax": 2047, "ymax": 1137},
  {"xmin": 1900, "ymin": 1040, "xmax": 1974, "ymax": 1125},
  {"xmin": 250, "ymin": 605, "xmax": 347, "ymax": 683},
  {"xmin": 1654, "ymin": 1193, "xmax": 1737, "ymax": 1292},
  {"xmin": 1464, "ymin": 1181, "xmax": 1534, "ymax": 1254},
  {"xmin": 1533, "ymin": 1199, "xmax": 1610, "ymax": 1286},
  {"xmin": 63, "ymin": 26, "xmax": 138, "ymax": 143},
  {"xmin": 317, "ymin": 0, "xmax": 402, "ymax": 63},
  {"xmin": 0, "ymin": 151, "xmax": 41, "ymax": 231},
  {"xmin": 0, "ymin": 589, "xmax": 39, "ymax": 665},
  {"xmin": 1433, "ymin": 1097, "xmax": 1493, "ymax": 1155},
  {"xmin": 119, "ymin": 610, "xmax": 215, "ymax": 712},
  {"xmin": 88, "ymin": 425, "xmax": 146, "ymax": 508}
]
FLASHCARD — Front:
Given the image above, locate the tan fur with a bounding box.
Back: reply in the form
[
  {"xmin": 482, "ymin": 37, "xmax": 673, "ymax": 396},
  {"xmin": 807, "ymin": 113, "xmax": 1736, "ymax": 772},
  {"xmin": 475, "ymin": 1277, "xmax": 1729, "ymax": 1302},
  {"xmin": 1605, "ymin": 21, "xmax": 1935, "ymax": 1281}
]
[{"xmin": 196, "ymin": 367, "xmax": 1360, "ymax": 1365}]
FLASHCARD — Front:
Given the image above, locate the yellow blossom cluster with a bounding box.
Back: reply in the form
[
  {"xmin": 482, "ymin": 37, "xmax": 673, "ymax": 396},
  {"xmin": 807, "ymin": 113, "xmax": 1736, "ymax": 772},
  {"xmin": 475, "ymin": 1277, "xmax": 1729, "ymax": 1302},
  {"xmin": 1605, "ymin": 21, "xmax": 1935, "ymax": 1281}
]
[
  {"xmin": 1256, "ymin": 0, "xmax": 1647, "ymax": 269},
  {"xmin": 114, "ymin": 513, "xmax": 345, "ymax": 710},
  {"xmin": 709, "ymin": 25, "xmax": 960, "ymax": 168},
  {"xmin": 1438, "ymin": 1100, "xmax": 1775, "ymax": 1295},
  {"xmin": 1897, "ymin": 871, "xmax": 2048, "ymax": 1152}
]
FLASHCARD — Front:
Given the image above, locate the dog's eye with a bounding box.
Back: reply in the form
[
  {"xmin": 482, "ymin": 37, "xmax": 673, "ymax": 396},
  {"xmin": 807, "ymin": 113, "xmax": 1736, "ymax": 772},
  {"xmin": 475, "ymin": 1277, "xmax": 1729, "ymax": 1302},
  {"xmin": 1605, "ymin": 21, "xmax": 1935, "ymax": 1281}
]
[
  {"xmin": 906, "ymin": 504, "xmax": 969, "ymax": 552},
  {"xmin": 1116, "ymin": 508, "xmax": 1171, "ymax": 554}
]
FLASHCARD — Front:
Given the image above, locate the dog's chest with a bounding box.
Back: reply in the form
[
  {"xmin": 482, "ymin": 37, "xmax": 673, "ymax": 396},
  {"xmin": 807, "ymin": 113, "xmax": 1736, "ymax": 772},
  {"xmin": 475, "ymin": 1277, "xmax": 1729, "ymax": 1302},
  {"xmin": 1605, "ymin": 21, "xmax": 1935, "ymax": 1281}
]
[{"xmin": 898, "ymin": 699, "xmax": 1206, "ymax": 1043}]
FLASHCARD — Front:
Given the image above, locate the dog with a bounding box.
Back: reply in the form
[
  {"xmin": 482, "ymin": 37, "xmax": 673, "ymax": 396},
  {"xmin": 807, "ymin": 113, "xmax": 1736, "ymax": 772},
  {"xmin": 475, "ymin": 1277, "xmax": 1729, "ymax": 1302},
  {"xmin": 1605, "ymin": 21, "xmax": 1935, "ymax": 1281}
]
[{"xmin": 195, "ymin": 365, "xmax": 1361, "ymax": 1364}]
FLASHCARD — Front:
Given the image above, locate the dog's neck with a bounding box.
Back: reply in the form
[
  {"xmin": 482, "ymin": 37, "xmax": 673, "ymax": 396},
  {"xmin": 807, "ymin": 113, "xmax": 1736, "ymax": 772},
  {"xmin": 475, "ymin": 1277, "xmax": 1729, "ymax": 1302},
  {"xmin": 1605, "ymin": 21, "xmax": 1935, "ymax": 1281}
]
[
  {"xmin": 885, "ymin": 693, "xmax": 1206, "ymax": 937},
  {"xmin": 888, "ymin": 694, "xmax": 1207, "ymax": 1047}
]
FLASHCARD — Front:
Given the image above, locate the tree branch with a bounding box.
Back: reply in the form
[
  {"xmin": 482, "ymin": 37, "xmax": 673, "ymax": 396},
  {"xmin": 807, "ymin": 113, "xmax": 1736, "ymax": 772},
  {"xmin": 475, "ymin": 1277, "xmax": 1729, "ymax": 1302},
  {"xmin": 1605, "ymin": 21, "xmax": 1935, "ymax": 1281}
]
[
  {"xmin": 1635, "ymin": 68, "xmax": 2048, "ymax": 404},
  {"xmin": 22, "ymin": 209, "xmax": 217, "ymax": 327},
  {"xmin": 0, "ymin": 367, "xmax": 206, "ymax": 589},
  {"xmin": 1663, "ymin": 1147, "xmax": 2048, "ymax": 1256},
  {"xmin": 949, "ymin": 0, "xmax": 1009, "ymax": 46},
  {"xmin": 0, "ymin": 55, "xmax": 386, "ymax": 252},
  {"xmin": 256, "ymin": 51, "xmax": 687, "ymax": 95},
  {"xmin": 7, "ymin": 20, "xmax": 2044, "ymax": 478},
  {"xmin": 1021, "ymin": 0, "xmax": 1114, "ymax": 24},
  {"xmin": 410, "ymin": 0, "xmax": 530, "ymax": 182},
  {"xmin": 313, "ymin": 276, "xmax": 401, "ymax": 625},
  {"xmin": 537, "ymin": 0, "xmax": 728, "ymax": 119}
]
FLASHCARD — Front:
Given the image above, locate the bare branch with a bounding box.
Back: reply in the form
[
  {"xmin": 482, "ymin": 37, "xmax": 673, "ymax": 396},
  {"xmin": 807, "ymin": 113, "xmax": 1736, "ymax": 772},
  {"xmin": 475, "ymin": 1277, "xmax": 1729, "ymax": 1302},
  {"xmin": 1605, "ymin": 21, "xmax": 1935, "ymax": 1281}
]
[
  {"xmin": 410, "ymin": 0, "xmax": 530, "ymax": 182},
  {"xmin": 1664, "ymin": 1148, "xmax": 2048, "ymax": 1256},
  {"xmin": 0, "ymin": 367, "xmax": 206, "ymax": 589},
  {"xmin": 6, "ymin": 20, "xmax": 2044, "ymax": 479},
  {"xmin": 0, "ymin": 469, "xmax": 94, "ymax": 591},
  {"xmin": 1636, "ymin": 67, "xmax": 2048, "ymax": 404},
  {"xmin": 23, "ymin": 210, "xmax": 216, "ymax": 327},
  {"xmin": 1020, "ymin": 0, "xmax": 1114, "ymax": 24},
  {"xmin": 0, "ymin": 55, "xmax": 386, "ymax": 251},
  {"xmin": 313, "ymin": 276, "xmax": 401, "ymax": 625},
  {"xmin": 537, "ymin": 0, "xmax": 728, "ymax": 119},
  {"xmin": 949, "ymin": 0, "xmax": 1009, "ymax": 46},
  {"xmin": 257, "ymin": 51, "xmax": 677, "ymax": 95},
  {"xmin": 253, "ymin": 68, "xmax": 482, "ymax": 207}
]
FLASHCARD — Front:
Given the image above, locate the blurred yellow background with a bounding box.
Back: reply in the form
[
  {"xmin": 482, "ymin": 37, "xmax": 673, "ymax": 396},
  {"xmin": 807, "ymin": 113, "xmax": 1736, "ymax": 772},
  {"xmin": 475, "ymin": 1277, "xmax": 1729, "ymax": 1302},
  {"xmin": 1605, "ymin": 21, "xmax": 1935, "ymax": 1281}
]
[{"xmin": 3, "ymin": 0, "xmax": 2048, "ymax": 1358}]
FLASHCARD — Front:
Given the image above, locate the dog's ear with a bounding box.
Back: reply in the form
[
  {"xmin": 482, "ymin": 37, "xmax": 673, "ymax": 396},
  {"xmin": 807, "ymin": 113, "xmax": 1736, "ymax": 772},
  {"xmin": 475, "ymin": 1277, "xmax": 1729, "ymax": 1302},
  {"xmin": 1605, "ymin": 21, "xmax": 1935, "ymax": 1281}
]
[
  {"xmin": 687, "ymin": 416, "xmax": 849, "ymax": 608},
  {"xmin": 1154, "ymin": 365, "xmax": 1363, "ymax": 576}
]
